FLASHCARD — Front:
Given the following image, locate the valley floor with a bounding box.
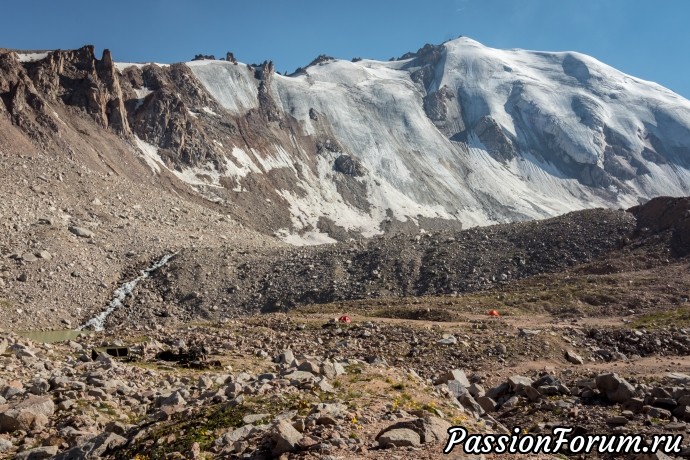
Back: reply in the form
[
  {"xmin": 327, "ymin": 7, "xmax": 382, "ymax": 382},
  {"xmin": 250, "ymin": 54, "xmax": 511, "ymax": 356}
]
[{"xmin": 2, "ymin": 255, "xmax": 690, "ymax": 459}]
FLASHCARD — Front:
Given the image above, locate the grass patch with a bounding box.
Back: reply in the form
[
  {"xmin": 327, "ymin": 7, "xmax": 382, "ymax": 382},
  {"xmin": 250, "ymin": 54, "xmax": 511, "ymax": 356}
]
[
  {"xmin": 345, "ymin": 363, "xmax": 365, "ymax": 374},
  {"xmin": 631, "ymin": 307, "xmax": 690, "ymax": 329},
  {"xmin": 122, "ymin": 392, "xmax": 318, "ymax": 459}
]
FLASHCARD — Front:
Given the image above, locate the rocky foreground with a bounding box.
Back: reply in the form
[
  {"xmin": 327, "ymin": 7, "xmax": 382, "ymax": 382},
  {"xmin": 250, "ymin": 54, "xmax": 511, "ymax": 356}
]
[{"xmin": 3, "ymin": 303, "xmax": 690, "ymax": 459}]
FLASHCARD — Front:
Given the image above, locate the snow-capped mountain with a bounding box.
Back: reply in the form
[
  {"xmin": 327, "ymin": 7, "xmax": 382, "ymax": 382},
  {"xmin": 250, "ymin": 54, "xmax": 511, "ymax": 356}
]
[{"xmin": 3, "ymin": 38, "xmax": 690, "ymax": 244}]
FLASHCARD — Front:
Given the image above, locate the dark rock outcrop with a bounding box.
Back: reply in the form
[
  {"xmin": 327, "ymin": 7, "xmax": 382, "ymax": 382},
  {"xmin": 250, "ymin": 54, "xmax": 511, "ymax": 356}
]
[
  {"xmin": 422, "ymin": 85, "xmax": 454, "ymax": 122},
  {"xmin": 256, "ymin": 61, "xmax": 281, "ymax": 122},
  {"xmin": 628, "ymin": 196, "xmax": 690, "ymax": 257},
  {"xmin": 474, "ymin": 116, "xmax": 517, "ymax": 161},
  {"xmin": 334, "ymin": 154, "xmax": 365, "ymax": 177}
]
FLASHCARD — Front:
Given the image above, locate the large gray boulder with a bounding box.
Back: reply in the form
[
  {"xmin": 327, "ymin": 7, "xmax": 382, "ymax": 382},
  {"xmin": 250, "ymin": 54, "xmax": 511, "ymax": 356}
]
[
  {"xmin": 375, "ymin": 416, "xmax": 451, "ymax": 445},
  {"xmin": 564, "ymin": 349, "xmax": 585, "ymax": 365},
  {"xmin": 596, "ymin": 373, "xmax": 635, "ymax": 403},
  {"xmin": 0, "ymin": 396, "xmax": 55, "ymax": 432},
  {"xmin": 436, "ymin": 369, "xmax": 470, "ymax": 387},
  {"xmin": 51, "ymin": 432, "xmax": 126, "ymax": 460},
  {"xmin": 270, "ymin": 420, "xmax": 303, "ymax": 456},
  {"xmin": 378, "ymin": 428, "xmax": 421, "ymax": 448},
  {"xmin": 14, "ymin": 446, "xmax": 58, "ymax": 460}
]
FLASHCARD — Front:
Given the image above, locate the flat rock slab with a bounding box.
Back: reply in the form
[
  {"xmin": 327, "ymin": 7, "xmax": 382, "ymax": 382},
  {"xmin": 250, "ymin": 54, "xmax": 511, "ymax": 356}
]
[{"xmin": 378, "ymin": 428, "xmax": 421, "ymax": 448}]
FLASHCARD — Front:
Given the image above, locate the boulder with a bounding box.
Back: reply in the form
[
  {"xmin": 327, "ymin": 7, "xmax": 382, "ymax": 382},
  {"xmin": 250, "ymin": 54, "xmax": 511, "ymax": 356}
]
[
  {"xmin": 15, "ymin": 446, "xmax": 58, "ymax": 460},
  {"xmin": 51, "ymin": 432, "xmax": 126, "ymax": 460},
  {"xmin": 376, "ymin": 416, "xmax": 450, "ymax": 445},
  {"xmin": 485, "ymin": 382, "xmax": 510, "ymax": 400},
  {"xmin": 522, "ymin": 385, "xmax": 542, "ymax": 402},
  {"xmin": 298, "ymin": 360, "xmax": 321, "ymax": 374},
  {"xmin": 0, "ymin": 439, "xmax": 12, "ymax": 453},
  {"xmin": 468, "ymin": 383, "xmax": 485, "ymax": 398},
  {"xmin": 21, "ymin": 253, "xmax": 38, "ymax": 263},
  {"xmin": 477, "ymin": 396, "xmax": 497, "ymax": 413},
  {"xmin": 68, "ymin": 226, "xmax": 94, "ymax": 238},
  {"xmin": 417, "ymin": 416, "xmax": 451, "ymax": 444},
  {"xmin": 446, "ymin": 380, "xmax": 470, "ymax": 399},
  {"xmin": 436, "ymin": 369, "xmax": 470, "ymax": 387},
  {"xmin": 276, "ymin": 350, "xmax": 295, "ymax": 365},
  {"xmin": 282, "ymin": 370, "xmax": 316, "ymax": 382},
  {"xmin": 508, "ymin": 375, "xmax": 533, "ymax": 391},
  {"xmin": 320, "ymin": 361, "xmax": 345, "ymax": 379},
  {"xmin": 225, "ymin": 382, "xmax": 243, "ymax": 398},
  {"xmin": 596, "ymin": 373, "xmax": 635, "ymax": 403},
  {"xmin": 160, "ymin": 391, "xmax": 186, "ymax": 407},
  {"xmin": 378, "ymin": 428, "xmax": 421, "ymax": 448},
  {"xmin": 436, "ymin": 335, "xmax": 458, "ymax": 345},
  {"xmin": 458, "ymin": 393, "xmax": 484, "ymax": 416},
  {"xmin": 0, "ymin": 396, "xmax": 55, "ymax": 432},
  {"xmin": 270, "ymin": 420, "xmax": 302, "ymax": 456},
  {"xmin": 564, "ymin": 349, "xmax": 584, "ymax": 365}
]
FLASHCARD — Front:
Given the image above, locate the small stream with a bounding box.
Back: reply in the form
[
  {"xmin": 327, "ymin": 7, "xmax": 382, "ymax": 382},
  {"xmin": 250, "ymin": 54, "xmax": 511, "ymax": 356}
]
[{"xmin": 79, "ymin": 252, "xmax": 177, "ymax": 332}]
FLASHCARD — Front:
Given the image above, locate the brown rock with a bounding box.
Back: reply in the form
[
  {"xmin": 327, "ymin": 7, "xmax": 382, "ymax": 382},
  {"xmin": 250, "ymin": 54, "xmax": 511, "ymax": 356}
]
[
  {"xmin": 14, "ymin": 446, "xmax": 58, "ymax": 460},
  {"xmin": 270, "ymin": 420, "xmax": 302, "ymax": 456},
  {"xmin": 378, "ymin": 428, "xmax": 421, "ymax": 448},
  {"xmin": 0, "ymin": 396, "xmax": 55, "ymax": 433}
]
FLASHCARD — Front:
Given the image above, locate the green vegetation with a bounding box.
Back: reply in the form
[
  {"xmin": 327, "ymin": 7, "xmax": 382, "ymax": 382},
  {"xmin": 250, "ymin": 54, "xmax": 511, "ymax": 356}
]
[
  {"xmin": 122, "ymin": 393, "xmax": 318, "ymax": 459},
  {"xmin": 631, "ymin": 307, "xmax": 690, "ymax": 329}
]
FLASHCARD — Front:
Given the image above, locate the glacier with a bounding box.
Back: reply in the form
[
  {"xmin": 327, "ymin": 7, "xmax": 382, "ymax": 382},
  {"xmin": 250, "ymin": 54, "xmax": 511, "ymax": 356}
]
[{"xmin": 128, "ymin": 37, "xmax": 690, "ymax": 243}]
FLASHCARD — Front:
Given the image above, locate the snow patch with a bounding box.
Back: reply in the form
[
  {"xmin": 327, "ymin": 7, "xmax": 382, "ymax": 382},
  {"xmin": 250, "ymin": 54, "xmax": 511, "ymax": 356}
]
[
  {"xmin": 172, "ymin": 163, "xmax": 223, "ymax": 188},
  {"xmin": 114, "ymin": 62, "xmax": 170, "ymax": 71},
  {"xmin": 186, "ymin": 61, "xmax": 259, "ymax": 114},
  {"xmin": 202, "ymin": 106, "xmax": 218, "ymax": 116},
  {"xmin": 134, "ymin": 137, "xmax": 164, "ymax": 173},
  {"xmin": 275, "ymin": 229, "xmax": 337, "ymax": 246},
  {"xmin": 17, "ymin": 52, "xmax": 49, "ymax": 62}
]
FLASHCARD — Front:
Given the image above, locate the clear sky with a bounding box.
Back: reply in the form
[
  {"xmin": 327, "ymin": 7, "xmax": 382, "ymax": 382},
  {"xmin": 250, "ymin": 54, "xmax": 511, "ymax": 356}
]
[{"xmin": 2, "ymin": 0, "xmax": 689, "ymax": 98}]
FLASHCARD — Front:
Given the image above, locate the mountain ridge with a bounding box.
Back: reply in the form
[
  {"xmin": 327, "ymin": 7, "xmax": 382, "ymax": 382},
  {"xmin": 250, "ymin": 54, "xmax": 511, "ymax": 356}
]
[{"xmin": 2, "ymin": 37, "xmax": 690, "ymax": 244}]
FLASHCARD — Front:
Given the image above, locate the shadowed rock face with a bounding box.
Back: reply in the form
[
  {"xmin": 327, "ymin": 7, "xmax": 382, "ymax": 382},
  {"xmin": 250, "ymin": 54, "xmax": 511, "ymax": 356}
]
[
  {"xmin": 629, "ymin": 196, "xmax": 690, "ymax": 257},
  {"xmin": 334, "ymin": 154, "xmax": 365, "ymax": 177}
]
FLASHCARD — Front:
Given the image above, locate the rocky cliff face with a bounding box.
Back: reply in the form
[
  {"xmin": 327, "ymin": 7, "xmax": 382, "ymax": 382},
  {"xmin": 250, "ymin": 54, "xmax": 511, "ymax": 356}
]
[
  {"xmin": 21, "ymin": 46, "xmax": 130, "ymax": 135},
  {"xmin": 2, "ymin": 38, "xmax": 690, "ymax": 244}
]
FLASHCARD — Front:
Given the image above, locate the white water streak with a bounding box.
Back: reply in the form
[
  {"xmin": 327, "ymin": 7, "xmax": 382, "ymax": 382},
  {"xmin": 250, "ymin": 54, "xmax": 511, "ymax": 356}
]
[{"xmin": 79, "ymin": 253, "xmax": 176, "ymax": 331}]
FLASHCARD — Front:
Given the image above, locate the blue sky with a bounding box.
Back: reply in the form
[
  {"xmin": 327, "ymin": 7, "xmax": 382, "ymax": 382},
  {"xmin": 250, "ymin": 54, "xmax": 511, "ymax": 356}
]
[{"xmin": 2, "ymin": 0, "xmax": 689, "ymax": 97}]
